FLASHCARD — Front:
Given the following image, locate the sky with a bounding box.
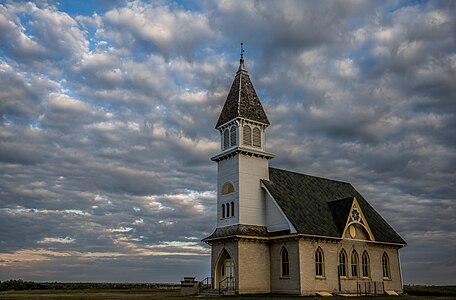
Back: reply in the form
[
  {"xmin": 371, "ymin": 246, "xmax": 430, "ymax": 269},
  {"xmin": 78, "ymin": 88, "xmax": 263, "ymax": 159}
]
[{"xmin": 0, "ymin": 0, "xmax": 455, "ymax": 285}]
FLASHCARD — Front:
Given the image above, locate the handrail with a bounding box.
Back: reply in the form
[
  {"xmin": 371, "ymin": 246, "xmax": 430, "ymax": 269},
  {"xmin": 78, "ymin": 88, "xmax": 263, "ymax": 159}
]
[
  {"xmin": 199, "ymin": 276, "xmax": 213, "ymax": 290},
  {"xmin": 218, "ymin": 276, "xmax": 235, "ymax": 294}
]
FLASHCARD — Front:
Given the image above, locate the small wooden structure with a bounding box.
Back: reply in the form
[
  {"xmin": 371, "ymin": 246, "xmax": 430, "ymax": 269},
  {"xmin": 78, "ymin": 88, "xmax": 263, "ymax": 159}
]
[{"xmin": 180, "ymin": 277, "xmax": 198, "ymax": 296}]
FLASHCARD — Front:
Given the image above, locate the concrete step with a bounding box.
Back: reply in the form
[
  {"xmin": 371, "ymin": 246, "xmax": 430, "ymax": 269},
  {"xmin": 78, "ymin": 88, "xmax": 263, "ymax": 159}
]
[{"xmin": 198, "ymin": 289, "xmax": 236, "ymax": 296}]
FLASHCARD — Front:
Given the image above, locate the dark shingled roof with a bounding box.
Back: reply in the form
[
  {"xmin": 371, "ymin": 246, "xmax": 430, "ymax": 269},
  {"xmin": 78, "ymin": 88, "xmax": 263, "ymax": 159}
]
[
  {"xmin": 203, "ymin": 224, "xmax": 269, "ymax": 241},
  {"xmin": 216, "ymin": 63, "xmax": 270, "ymax": 128},
  {"xmin": 262, "ymin": 168, "xmax": 406, "ymax": 245}
]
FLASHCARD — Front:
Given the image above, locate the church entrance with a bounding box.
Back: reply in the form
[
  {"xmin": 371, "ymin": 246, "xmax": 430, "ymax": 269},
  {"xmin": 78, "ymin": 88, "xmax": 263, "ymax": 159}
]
[{"xmin": 216, "ymin": 250, "xmax": 235, "ymax": 290}]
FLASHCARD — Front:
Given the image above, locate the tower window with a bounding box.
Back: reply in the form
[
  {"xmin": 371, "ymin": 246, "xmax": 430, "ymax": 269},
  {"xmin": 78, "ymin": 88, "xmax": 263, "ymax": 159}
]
[
  {"xmin": 223, "ymin": 129, "xmax": 229, "ymax": 149},
  {"xmin": 230, "ymin": 126, "xmax": 236, "ymax": 147},
  {"xmin": 338, "ymin": 249, "xmax": 347, "ymax": 277},
  {"xmin": 253, "ymin": 127, "xmax": 261, "ymax": 147},
  {"xmin": 221, "ymin": 183, "xmax": 234, "ymax": 195},
  {"xmin": 226, "ymin": 202, "xmax": 230, "ymax": 217},
  {"xmin": 243, "ymin": 125, "xmax": 251, "ymax": 145},
  {"xmin": 222, "ymin": 204, "xmax": 225, "ymax": 218},
  {"xmin": 231, "ymin": 201, "xmax": 234, "ymax": 217},
  {"xmin": 315, "ymin": 247, "xmax": 324, "ymax": 277}
]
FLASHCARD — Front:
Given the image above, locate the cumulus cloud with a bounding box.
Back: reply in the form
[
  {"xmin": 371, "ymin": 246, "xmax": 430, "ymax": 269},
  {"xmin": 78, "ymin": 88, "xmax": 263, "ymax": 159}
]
[{"xmin": 0, "ymin": 0, "xmax": 454, "ymax": 284}]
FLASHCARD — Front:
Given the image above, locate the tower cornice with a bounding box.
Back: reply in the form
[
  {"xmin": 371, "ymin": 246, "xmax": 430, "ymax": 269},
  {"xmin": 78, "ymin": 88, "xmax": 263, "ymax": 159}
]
[{"xmin": 211, "ymin": 146, "xmax": 275, "ymax": 162}]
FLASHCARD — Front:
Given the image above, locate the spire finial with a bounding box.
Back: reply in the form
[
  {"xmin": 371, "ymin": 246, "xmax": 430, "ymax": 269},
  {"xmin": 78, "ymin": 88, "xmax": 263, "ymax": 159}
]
[
  {"xmin": 240, "ymin": 42, "xmax": 244, "ymax": 61},
  {"xmin": 237, "ymin": 42, "xmax": 247, "ymax": 74}
]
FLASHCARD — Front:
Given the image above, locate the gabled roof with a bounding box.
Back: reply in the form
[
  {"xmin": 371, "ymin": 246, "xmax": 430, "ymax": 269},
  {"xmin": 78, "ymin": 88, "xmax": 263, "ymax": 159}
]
[
  {"xmin": 262, "ymin": 167, "xmax": 406, "ymax": 245},
  {"xmin": 215, "ymin": 59, "xmax": 270, "ymax": 128}
]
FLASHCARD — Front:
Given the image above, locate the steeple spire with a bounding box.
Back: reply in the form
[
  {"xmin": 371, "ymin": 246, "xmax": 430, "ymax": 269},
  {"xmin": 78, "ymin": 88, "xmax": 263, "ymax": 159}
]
[{"xmin": 216, "ymin": 44, "xmax": 269, "ymax": 128}]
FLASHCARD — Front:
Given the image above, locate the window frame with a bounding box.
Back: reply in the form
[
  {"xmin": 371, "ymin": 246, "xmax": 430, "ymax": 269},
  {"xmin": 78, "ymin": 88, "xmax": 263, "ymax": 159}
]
[
  {"xmin": 382, "ymin": 252, "xmax": 390, "ymax": 279},
  {"xmin": 230, "ymin": 126, "xmax": 236, "ymax": 147},
  {"xmin": 362, "ymin": 251, "xmax": 370, "ymax": 278},
  {"xmin": 338, "ymin": 249, "xmax": 347, "ymax": 277},
  {"xmin": 243, "ymin": 125, "xmax": 252, "ymax": 146},
  {"xmin": 351, "ymin": 250, "xmax": 359, "ymax": 278},
  {"xmin": 221, "ymin": 182, "xmax": 235, "ymax": 195},
  {"xmin": 223, "ymin": 129, "xmax": 230, "ymax": 149},
  {"xmin": 315, "ymin": 247, "xmax": 325, "ymax": 277},
  {"xmin": 252, "ymin": 127, "xmax": 261, "ymax": 147},
  {"xmin": 280, "ymin": 247, "xmax": 290, "ymax": 278}
]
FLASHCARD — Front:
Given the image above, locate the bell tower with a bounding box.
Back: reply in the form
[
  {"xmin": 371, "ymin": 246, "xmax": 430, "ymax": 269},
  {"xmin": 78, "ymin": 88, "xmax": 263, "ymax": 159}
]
[{"xmin": 211, "ymin": 45, "xmax": 275, "ymax": 228}]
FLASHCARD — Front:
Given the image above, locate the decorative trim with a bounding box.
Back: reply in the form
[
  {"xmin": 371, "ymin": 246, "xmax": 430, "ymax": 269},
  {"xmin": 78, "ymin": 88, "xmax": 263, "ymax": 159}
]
[
  {"xmin": 211, "ymin": 146, "xmax": 275, "ymax": 162},
  {"xmin": 341, "ymin": 197, "xmax": 375, "ymax": 241}
]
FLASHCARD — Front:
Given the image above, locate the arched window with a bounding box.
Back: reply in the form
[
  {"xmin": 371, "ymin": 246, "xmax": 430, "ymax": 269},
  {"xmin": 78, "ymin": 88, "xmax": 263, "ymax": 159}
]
[
  {"xmin": 338, "ymin": 249, "xmax": 347, "ymax": 277},
  {"xmin": 231, "ymin": 201, "xmax": 234, "ymax": 217},
  {"xmin": 253, "ymin": 127, "xmax": 261, "ymax": 147},
  {"xmin": 223, "ymin": 129, "xmax": 229, "ymax": 149},
  {"xmin": 382, "ymin": 252, "xmax": 390, "ymax": 279},
  {"xmin": 243, "ymin": 125, "xmax": 251, "ymax": 145},
  {"xmin": 230, "ymin": 126, "xmax": 236, "ymax": 147},
  {"xmin": 362, "ymin": 251, "xmax": 369, "ymax": 278},
  {"xmin": 222, "ymin": 204, "xmax": 225, "ymax": 218},
  {"xmin": 221, "ymin": 182, "xmax": 234, "ymax": 195},
  {"xmin": 315, "ymin": 247, "xmax": 324, "ymax": 277},
  {"xmin": 351, "ymin": 250, "xmax": 359, "ymax": 277},
  {"xmin": 226, "ymin": 202, "xmax": 230, "ymax": 217},
  {"xmin": 281, "ymin": 247, "xmax": 289, "ymax": 278}
]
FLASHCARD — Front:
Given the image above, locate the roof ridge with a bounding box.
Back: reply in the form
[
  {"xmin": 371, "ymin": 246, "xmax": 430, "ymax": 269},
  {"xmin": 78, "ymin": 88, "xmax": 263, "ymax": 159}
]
[{"xmin": 269, "ymin": 167, "xmax": 351, "ymax": 185}]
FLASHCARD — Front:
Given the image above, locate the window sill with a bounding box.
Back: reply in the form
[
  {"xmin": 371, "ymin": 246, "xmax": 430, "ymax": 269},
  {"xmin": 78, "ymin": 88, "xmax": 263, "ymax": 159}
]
[
  {"xmin": 280, "ymin": 276, "xmax": 290, "ymax": 280},
  {"xmin": 383, "ymin": 277, "xmax": 392, "ymax": 281},
  {"xmin": 315, "ymin": 276, "xmax": 326, "ymax": 280}
]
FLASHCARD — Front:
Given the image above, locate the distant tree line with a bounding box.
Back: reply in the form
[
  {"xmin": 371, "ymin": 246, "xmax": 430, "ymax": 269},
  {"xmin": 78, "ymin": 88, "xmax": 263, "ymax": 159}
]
[
  {"xmin": 0, "ymin": 279, "xmax": 179, "ymax": 291},
  {"xmin": 0, "ymin": 279, "xmax": 43, "ymax": 291},
  {"xmin": 404, "ymin": 285, "xmax": 456, "ymax": 296}
]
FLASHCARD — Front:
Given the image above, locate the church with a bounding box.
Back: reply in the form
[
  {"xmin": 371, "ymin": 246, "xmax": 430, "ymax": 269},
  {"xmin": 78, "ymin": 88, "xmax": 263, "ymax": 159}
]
[{"xmin": 202, "ymin": 52, "xmax": 406, "ymax": 296}]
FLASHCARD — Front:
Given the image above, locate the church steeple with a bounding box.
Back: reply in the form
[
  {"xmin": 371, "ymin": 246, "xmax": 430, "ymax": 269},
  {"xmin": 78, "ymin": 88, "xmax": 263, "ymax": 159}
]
[
  {"xmin": 211, "ymin": 45, "xmax": 274, "ymax": 231},
  {"xmin": 215, "ymin": 45, "xmax": 270, "ymax": 128}
]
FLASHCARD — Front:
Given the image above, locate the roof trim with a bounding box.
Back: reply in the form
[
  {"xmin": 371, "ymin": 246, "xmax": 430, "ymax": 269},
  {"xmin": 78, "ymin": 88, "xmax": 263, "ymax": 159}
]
[
  {"xmin": 341, "ymin": 197, "xmax": 376, "ymax": 241},
  {"xmin": 211, "ymin": 146, "xmax": 275, "ymax": 162}
]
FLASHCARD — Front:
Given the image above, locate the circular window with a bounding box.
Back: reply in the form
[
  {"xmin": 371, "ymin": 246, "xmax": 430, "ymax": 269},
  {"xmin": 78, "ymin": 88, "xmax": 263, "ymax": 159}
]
[{"xmin": 351, "ymin": 207, "xmax": 361, "ymax": 222}]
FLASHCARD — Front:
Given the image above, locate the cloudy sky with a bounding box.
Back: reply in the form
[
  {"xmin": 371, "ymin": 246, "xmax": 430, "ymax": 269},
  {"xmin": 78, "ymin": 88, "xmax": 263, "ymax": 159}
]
[{"xmin": 0, "ymin": 0, "xmax": 455, "ymax": 285}]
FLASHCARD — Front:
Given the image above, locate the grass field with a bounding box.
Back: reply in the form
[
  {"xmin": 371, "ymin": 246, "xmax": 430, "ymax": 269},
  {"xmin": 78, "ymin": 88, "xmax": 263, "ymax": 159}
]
[{"xmin": 1, "ymin": 288, "xmax": 456, "ymax": 300}]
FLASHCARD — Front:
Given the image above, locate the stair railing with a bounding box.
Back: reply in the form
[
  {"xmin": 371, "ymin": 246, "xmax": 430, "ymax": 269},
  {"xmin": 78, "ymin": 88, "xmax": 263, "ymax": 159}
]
[
  {"xmin": 218, "ymin": 276, "xmax": 235, "ymax": 294},
  {"xmin": 199, "ymin": 276, "xmax": 213, "ymax": 291}
]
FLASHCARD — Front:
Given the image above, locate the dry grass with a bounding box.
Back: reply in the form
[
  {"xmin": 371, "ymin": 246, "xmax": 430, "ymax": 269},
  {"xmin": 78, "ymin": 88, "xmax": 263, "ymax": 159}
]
[{"xmin": 1, "ymin": 289, "xmax": 456, "ymax": 300}]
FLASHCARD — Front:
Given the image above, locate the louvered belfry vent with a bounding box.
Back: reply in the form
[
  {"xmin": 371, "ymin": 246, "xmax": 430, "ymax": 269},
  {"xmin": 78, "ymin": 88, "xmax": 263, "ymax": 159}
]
[{"xmin": 253, "ymin": 127, "xmax": 261, "ymax": 147}]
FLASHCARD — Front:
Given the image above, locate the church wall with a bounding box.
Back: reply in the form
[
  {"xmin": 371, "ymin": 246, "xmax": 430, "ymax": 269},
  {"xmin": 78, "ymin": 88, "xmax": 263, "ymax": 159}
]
[
  {"xmin": 297, "ymin": 239, "xmax": 403, "ymax": 295},
  {"xmin": 270, "ymin": 240, "xmax": 301, "ymax": 294},
  {"xmin": 216, "ymin": 156, "xmax": 240, "ymax": 227},
  {"xmin": 238, "ymin": 155, "xmax": 269, "ymax": 226},
  {"xmin": 237, "ymin": 240, "xmax": 271, "ymax": 293},
  {"xmin": 298, "ymin": 240, "xmax": 339, "ymax": 295}
]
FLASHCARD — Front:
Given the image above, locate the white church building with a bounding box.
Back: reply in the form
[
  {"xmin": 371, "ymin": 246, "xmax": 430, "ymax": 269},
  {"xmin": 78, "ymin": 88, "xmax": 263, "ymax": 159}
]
[{"xmin": 203, "ymin": 52, "xmax": 406, "ymax": 296}]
